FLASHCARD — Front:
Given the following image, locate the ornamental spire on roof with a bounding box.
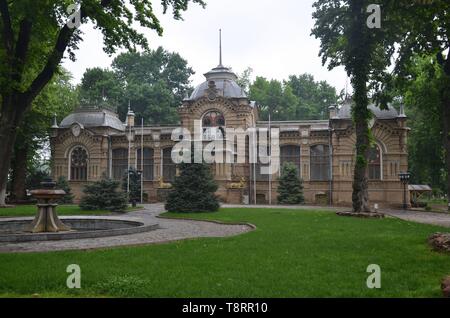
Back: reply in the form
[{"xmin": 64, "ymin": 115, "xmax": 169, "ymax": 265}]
[{"xmin": 219, "ymin": 29, "xmax": 223, "ymax": 67}]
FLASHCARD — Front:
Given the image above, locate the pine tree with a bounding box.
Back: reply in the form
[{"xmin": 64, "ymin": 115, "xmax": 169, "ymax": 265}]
[
  {"xmin": 165, "ymin": 161, "xmax": 220, "ymax": 213},
  {"xmin": 277, "ymin": 162, "xmax": 304, "ymax": 205},
  {"xmin": 80, "ymin": 175, "xmax": 128, "ymax": 212},
  {"xmin": 122, "ymin": 167, "xmax": 143, "ymax": 203},
  {"xmin": 55, "ymin": 176, "xmax": 74, "ymax": 204}
]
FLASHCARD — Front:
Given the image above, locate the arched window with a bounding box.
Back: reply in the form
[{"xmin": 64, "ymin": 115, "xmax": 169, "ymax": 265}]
[
  {"xmin": 310, "ymin": 145, "xmax": 330, "ymax": 181},
  {"xmin": 112, "ymin": 148, "xmax": 128, "ymax": 180},
  {"xmin": 137, "ymin": 148, "xmax": 154, "ymax": 181},
  {"xmin": 163, "ymin": 148, "xmax": 176, "ymax": 182},
  {"xmin": 280, "ymin": 145, "xmax": 301, "ymax": 177},
  {"xmin": 368, "ymin": 145, "xmax": 381, "ymax": 180},
  {"xmin": 202, "ymin": 110, "xmax": 225, "ymax": 140},
  {"xmin": 70, "ymin": 146, "xmax": 88, "ymax": 181}
]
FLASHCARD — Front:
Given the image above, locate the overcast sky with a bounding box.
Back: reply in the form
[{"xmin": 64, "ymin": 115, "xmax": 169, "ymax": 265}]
[{"xmin": 63, "ymin": 0, "xmax": 348, "ymax": 93}]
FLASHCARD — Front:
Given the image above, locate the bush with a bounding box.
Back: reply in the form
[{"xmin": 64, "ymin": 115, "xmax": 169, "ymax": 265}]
[
  {"xmin": 121, "ymin": 167, "xmax": 144, "ymax": 203},
  {"xmin": 79, "ymin": 177, "xmax": 128, "ymax": 212},
  {"xmin": 165, "ymin": 161, "xmax": 220, "ymax": 213},
  {"xmin": 55, "ymin": 176, "xmax": 74, "ymax": 204},
  {"xmin": 277, "ymin": 162, "xmax": 304, "ymax": 204}
]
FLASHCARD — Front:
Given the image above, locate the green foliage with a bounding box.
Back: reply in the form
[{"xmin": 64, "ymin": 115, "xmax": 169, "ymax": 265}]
[
  {"xmin": 248, "ymin": 74, "xmax": 338, "ymax": 121},
  {"xmin": 403, "ymin": 56, "xmax": 446, "ymax": 192},
  {"xmin": 78, "ymin": 67, "xmax": 121, "ymax": 110},
  {"xmin": 277, "ymin": 163, "xmax": 304, "ymax": 205},
  {"xmin": 78, "ymin": 47, "xmax": 194, "ymax": 125},
  {"xmin": 165, "ymin": 161, "xmax": 220, "ymax": 213},
  {"xmin": 79, "ymin": 177, "xmax": 128, "ymax": 212},
  {"xmin": 55, "ymin": 176, "xmax": 74, "ymax": 204},
  {"xmin": 25, "ymin": 165, "xmax": 50, "ymax": 191},
  {"xmin": 121, "ymin": 167, "xmax": 143, "ymax": 203}
]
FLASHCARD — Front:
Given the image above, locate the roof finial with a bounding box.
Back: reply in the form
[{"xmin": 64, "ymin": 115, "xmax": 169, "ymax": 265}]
[
  {"xmin": 128, "ymin": 100, "xmax": 131, "ymax": 112},
  {"xmin": 219, "ymin": 29, "xmax": 223, "ymax": 67}
]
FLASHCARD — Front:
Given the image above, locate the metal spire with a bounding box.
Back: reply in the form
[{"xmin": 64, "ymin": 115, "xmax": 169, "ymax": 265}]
[{"xmin": 219, "ymin": 29, "xmax": 223, "ymax": 67}]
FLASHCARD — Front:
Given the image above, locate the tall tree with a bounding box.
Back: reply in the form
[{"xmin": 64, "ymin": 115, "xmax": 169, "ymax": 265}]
[
  {"xmin": 249, "ymin": 77, "xmax": 298, "ymax": 121},
  {"xmin": 402, "ymin": 56, "xmax": 446, "ymax": 193},
  {"xmin": 0, "ymin": 0, "xmax": 205, "ymax": 205},
  {"xmin": 78, "ymin": 67, "xmax": 122, "ymax": 109},
  {"xmin": 286, "ymin": 74, "xmax": 338, "ymax": 119},
  {"xmin": 112, "ymin": 48, "xmax": 194, "ymax": 123},
  {"xmin": 10, "ymin": 69, "xmax": 77, "ymax": 202},
  {"xmin": 312, "ymin": 0, "xmax": 391, "ymax": 212},
  {"xmin": 386, "ymin": 0, "xmax": 450, "ymax": 208},
  {"xmin": 78, "ymin": 48, "xmax": 194, "ymax": 124}
]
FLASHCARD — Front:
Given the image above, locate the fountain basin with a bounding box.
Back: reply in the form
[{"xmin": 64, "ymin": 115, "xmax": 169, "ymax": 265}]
[{"xmin": 0, "ymin": 217, "xmax": 159, "ymax": 242}]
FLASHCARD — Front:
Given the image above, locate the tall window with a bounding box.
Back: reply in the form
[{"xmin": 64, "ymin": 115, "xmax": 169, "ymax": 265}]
[
  {"xmin": 137, "ymin": 148, "xmax": 154, "ymax": 181},
  {"xmin": 202, "ymin": 110, "xmax": 225, "ymax": 140},
  {"xmin": 310, "ymin": 145, "xmax": 330, "ymax": 181},
  {"xmin": 255, "ymin": 145, "xmax": 271, "ymax": 181},
  {"xmin": 163, "ymin": 148, "xmax": 176, "ymax": 182},
  {"xmin": 112, "ymin": 148, "xmax": 128, "ymax": 180},
  {"xmin": 280, "ymin": 145, "xmax": 301, "ymax": 177},
  {"xmin": 368, "ymin": 145, "xmax": 381, "ymax": 180},
  {"xmin": 70, "ymin": 146, "xmax": 88, "ymax": 181}
]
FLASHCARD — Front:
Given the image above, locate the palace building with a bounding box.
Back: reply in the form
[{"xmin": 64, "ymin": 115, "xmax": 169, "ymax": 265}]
[{"xmin": 50, "ymin": 58, "xmax": 409, "ymax": 208}]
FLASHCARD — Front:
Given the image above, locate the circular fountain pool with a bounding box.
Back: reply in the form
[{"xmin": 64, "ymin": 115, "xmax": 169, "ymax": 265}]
[{"xmin": 0, "ymin": 218, "xmax": 159, "ymax": 243}]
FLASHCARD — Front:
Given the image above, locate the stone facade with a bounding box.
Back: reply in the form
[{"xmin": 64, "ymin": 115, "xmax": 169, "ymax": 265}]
[{"xmin": 50, "ymin": 63, "xmax": 409, "ymax": 208}]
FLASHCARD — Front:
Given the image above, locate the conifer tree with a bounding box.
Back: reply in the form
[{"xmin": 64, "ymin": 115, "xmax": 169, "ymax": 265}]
[
  {"xmin": 277, "ymin": 162, "xmax": 304, "ymax": 205},
  {"xmin": 80, "ymin": 175, "xmax": 128, "ymax": 212},
  {"xmin": 165, "ymin": 160, "xmax": 219, "ymax": 213},
  {"xmin": 56, "ymin": 176, "xmax": 74, "ymax": 204}
]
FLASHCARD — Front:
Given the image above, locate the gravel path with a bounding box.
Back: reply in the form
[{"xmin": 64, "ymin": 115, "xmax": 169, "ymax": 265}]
[{"xmin": 0, "ymin": 204, "xmax": 253, "ymax": 253}]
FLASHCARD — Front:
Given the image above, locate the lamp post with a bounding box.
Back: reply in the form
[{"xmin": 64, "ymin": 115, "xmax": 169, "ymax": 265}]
[{"xmin": 399, "ymin": 172, "xmax": 411, "ymax": 210}]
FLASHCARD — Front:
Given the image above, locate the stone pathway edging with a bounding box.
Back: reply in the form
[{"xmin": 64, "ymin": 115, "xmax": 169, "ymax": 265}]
[
  {"xmin": 156, "ymin": 214, "xmax": 257, "ymax": 230},
  {"xmin": 0, "ymin": 204, "xmax": 253, "ymax": 253}
]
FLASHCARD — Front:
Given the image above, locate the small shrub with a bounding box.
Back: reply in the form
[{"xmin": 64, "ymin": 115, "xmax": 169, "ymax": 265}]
[
  {"xmin": 277, "ymin": 162, "xmax": 305, "ymax": 205},
  {"xmin": 121, "ymin": 167, "xmax": 146, "ymax": 203},
  {"xmin": 55, "ymin": 176, "xmax": 74, "ymax": 204},
  {"xmin": 165, "ymin": 160, "xmax": 219, "ymax": 213},
  {"xmin": 79, "ymin": 176, "xmax": 128, "ymax": 212}
]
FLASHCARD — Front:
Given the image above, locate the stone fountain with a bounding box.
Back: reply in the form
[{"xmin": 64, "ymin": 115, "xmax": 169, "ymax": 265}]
[
  {"xmin": 0, "ymin": 178, "xmax": 159, "ymax": 244},
  {"xmin": 25, "ymin": 177, "xmax": 71, "ymax": 233}
]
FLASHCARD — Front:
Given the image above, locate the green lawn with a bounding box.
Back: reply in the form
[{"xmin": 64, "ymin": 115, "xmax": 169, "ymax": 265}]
[
  {"xmin": 0, "ymin": 208, "xmax": 449, "ymax": 297},
  {"xmin": 0, "ymin": 205, "xmax": 143, "ymax": 217}
]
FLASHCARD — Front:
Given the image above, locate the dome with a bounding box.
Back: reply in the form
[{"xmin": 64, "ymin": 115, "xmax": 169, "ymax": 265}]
[
  {"xmin": 60, "ymin": 108, "xmax": 125, "ymax": 131},
  {"xmin": 189, "ymin": 65, "xmax": 246, "ymax": 100},
  {"xmin": 337, "ymin": 101, "xmax": 399, "ymax": 119}
]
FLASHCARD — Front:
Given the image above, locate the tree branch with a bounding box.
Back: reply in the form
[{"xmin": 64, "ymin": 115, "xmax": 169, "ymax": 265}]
[
  {"xmin": 12, "ymin": 18, "xmax": 32, "ymax": 82},
  {"xmin": 24, "ymin": 24, "xmax": 75, "ymax": 107},
  {"xmin": 24, "ymin": 0, "xmax": 113, "ymax": 108},
  {"xmin": 0, "ymin": 0, "xmax": 13, "ymax": 54}
]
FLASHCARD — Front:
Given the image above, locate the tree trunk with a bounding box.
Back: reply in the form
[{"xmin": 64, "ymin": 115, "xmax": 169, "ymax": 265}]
[
  {"xmin": 349, "ymin": 0, "xmax": 371, "ymax": 213},
  {"xmin": 441, "ymin": 62, "xmax": 450, "ymax": 212},
  {"xmin": 10, "ymin": 144, "xmax": 28, "ymax": 202},
  {"xmin": 351, "ymin": 88, "xmax": 371, "ymax": 213},
  {"xmin": 0, "ymin": 96, "xmax": 26, "ymax": 206}
]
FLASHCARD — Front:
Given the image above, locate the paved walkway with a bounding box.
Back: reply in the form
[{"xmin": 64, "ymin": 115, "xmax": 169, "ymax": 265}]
[
  {"xmin": 383, "ymin": 209, "xmax": 450, "ymax": 228},
  {"xmin": 0, "ymin": 204, "xmax": 253, "ymax": 253}
]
